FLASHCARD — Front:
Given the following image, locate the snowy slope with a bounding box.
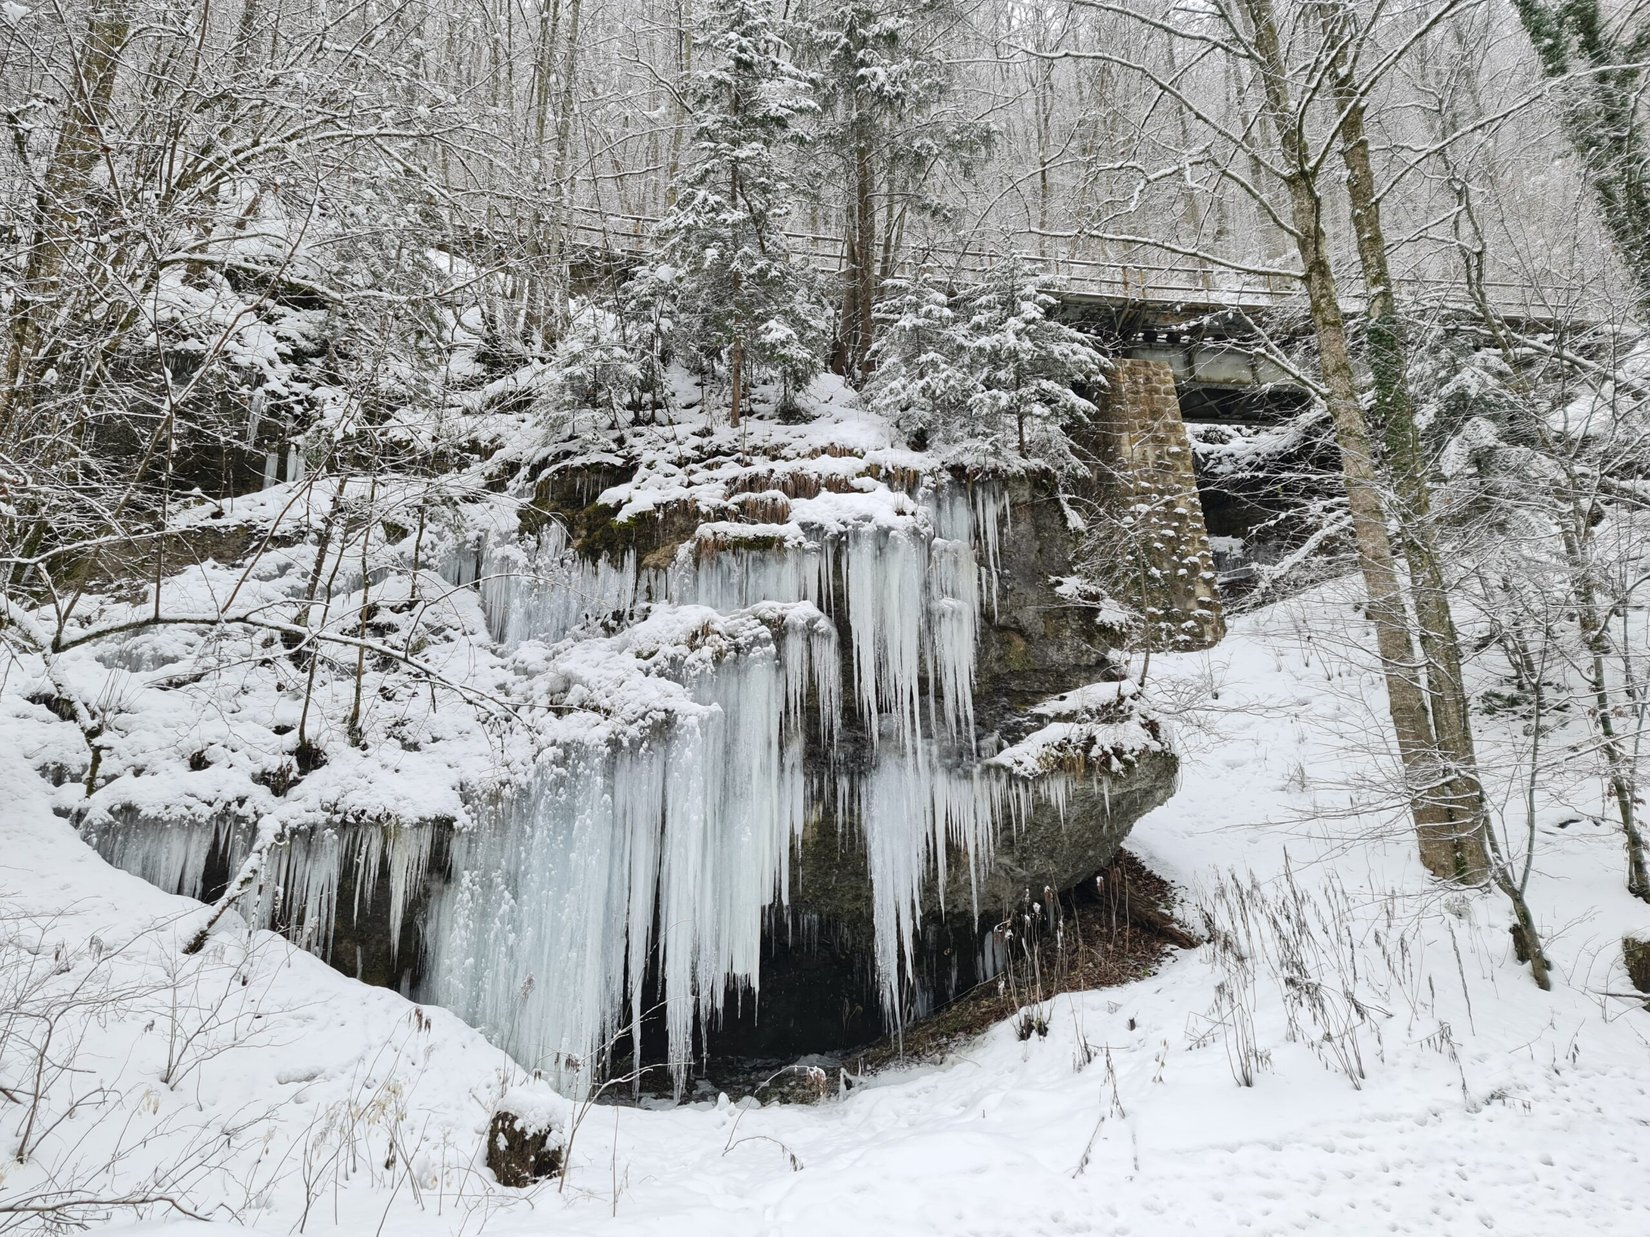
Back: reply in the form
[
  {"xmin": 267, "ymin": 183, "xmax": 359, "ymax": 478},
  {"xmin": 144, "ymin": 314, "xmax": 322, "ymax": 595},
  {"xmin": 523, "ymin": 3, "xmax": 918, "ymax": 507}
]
[{"xmin": 4, "ymin": 581, "xmax": 1649, "ymax": 1236}]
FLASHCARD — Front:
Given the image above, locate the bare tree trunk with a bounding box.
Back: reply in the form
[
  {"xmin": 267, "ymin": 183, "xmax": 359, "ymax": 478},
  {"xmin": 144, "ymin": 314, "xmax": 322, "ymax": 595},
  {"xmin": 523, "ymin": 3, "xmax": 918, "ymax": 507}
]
[
  {"xmin": 1238, "ymin": 0, "xmax": 1487, "ymax": 884},
  {"xmin": 844, "ymin": 137, "xmax": 876, "ymax": 383},
  {"xmin": 730, "ymin": 164, "xmax": 743, "ymax": 427},
  {"xmin": 184, "ymin": 817, "xmax": 287, "ymax": 955},
  {"xmin": 1323, "ymin": 6, "xmax": 1491, "ymax": 883},
  {"xmin": 523, "ymin": 0, "xmax": 565, "ymax": 348},
  {"xmin": 546, "ymin": 0, "xmax": 584, "ymax": 338},
  {"xmin": 0, "ymin": 0, "xmax": 135, "ymax": 434},
  {"xmin": 662, "ymin": 0, "xmax": 694, "ymax": 209},
  {"xmin": 1562, "ymin": 520, "xmax": 1650, "ymax": 900},
  {"xmin": 1309, "ymin": 1, "xmax": 1551, "ymax": 983},
  {"xmin": 729, "ymin": 326, "xmax": 743, "ymax": 427}
]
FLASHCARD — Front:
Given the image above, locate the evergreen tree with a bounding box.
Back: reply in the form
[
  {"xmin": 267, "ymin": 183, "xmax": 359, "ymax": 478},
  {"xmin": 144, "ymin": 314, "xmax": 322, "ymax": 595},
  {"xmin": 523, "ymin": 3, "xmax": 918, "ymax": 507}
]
[
  {"xmin": 960, "ymin": 263, "xmax": 1103, "ymax": 471},
  {"xmin": 868, "ymin": 260, "xmax": 1103, "ymax": 472},
  {"xmin": 863, "ymin": 271, "xmax": 972, "ymax": 447},
  {"xmin": 645, "ymin": 0, "xmax": 826, "ymax": 424},
  {"xmin": 796, "ymin": 0, "xmax": 993, "ymax": 382}
]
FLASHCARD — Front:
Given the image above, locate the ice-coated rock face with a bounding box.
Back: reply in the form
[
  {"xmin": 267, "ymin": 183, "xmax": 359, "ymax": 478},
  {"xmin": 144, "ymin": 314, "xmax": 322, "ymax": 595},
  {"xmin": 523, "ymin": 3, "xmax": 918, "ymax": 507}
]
[
  {"xmin": 81, "ymin": 408, "xmax": 1181, "ymax": 1094},
  {"xmin": 428, "ymin": 450, "xmax": 1178, "ymax": 1079}
]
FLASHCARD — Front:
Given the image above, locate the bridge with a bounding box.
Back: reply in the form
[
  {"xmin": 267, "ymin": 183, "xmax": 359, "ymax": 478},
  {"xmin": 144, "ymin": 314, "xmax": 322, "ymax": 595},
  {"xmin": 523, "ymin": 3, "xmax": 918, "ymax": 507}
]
[
  {"xmin": 559, "ymin": 207, "xmax": 1591, "ymax": 332},
  {"xmin": 554, "ymin": 206, "xmax": 1598, "ymax": 427}
]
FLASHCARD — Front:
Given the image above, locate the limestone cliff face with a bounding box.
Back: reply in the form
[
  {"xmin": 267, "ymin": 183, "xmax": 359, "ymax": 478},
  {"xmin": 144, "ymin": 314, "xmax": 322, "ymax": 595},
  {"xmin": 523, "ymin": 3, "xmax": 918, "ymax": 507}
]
[
  {"xmin": 512, "ymin": 452, "xmax": 1179, "ymax": 1055},
  {"xmin": 77, "ymin": 406, "xmax": 1189, "ymax": 1076},
  {"xmin": 976, "ymin": 473, "xmax": 1122, "ymax": 720}
]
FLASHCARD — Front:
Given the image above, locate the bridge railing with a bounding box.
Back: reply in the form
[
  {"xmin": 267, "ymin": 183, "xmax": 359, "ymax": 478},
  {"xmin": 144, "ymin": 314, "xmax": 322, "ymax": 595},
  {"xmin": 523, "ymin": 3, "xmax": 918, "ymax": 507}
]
[{"xmin": 558, "ymin": 208, "xmax": 1590, "ymax": 323}]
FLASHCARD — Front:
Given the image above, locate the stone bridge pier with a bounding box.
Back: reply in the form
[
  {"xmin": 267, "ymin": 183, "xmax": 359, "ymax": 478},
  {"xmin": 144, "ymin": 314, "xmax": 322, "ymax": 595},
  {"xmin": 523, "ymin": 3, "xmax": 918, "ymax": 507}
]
[{"xmin": 1087, "ymin": 357, "xmax": 1226, "ymax": 652}]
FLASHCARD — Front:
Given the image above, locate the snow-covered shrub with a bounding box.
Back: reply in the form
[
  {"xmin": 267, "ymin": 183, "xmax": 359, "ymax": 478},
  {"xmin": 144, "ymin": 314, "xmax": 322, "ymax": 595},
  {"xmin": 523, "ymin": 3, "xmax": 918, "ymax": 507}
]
[{"xmin": 550, "ymin": 302, "xmax": 649, "ymax": 426}]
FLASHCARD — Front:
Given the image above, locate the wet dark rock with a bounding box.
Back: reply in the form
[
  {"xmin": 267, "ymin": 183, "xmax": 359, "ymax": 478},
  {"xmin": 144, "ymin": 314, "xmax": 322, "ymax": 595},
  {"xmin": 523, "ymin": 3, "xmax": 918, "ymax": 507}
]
[
  {"xmin": 486, "ymin": 1101, "xmax": 564, "ymax": 1187},
  {"xmin": 1625, "ymin": 932, "xmax": 1650, "ymax": 995},
  {"xmin": 973, "ymin": 472, "xmax": 1128, "ymax": 727}
]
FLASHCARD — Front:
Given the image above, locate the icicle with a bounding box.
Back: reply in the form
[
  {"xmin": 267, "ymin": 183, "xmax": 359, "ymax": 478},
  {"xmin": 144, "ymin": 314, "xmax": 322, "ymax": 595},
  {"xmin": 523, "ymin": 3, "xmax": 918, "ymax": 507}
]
[
  {"xmin": 844, "ymin": 525, "xmax": 926, "ymax": 751},
  {"xmin": 970, "ymin": 483, "xmax": 1008, "ymax": 620},
  {"xmin": 435, "ymin": 536, "xmax": 485, "ymax": 588},
  {"xmin": 480, "ymin": 524, "xmax": 640, "ymax": 648},
  {"xmin": 855, "ymin": 750, "xmax": 1008, "ymax": 1026},
  {"xmin": 252, "ymin": 829, "xmax": 345, "ymax": 954},
  {"xmin": 350, "ymin": 826, "xmax": 436, "ymax": 964},
  {"xmin": 88, "ymin": 814, "xmax": 434, "ymax": 968},
  {"xmin": 88, "ymin": 814, "xmax": 233, "ymax": 904},
  {"xmin": 669, "ymin": 539, "xmax": 824, "ymax": 613},
  {"xmin": 780, "ymin": 604, "xmax": 839, "ymax": 746},
  {"xmin": 423, "ymin": 618, "xmax": 828, "ymax": 1096},
  {"xmin": 425, "ymin": 742, "xmax": 635, "ymax": 1090},
  {"xmin": 859, "ymin": 752, "xmax": 931, "ymax": 1026},
  {"xmin": 924, "ymin": 487, "xmax": 982, "ymax": 742},
  {"xmin": 92, "ymin": 472, "xmax": 1117, "ymax": 1096}
]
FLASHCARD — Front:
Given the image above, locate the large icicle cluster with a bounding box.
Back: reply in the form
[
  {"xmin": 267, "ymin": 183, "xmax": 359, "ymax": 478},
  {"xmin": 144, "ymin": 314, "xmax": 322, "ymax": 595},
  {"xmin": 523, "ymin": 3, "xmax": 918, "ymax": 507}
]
[
  {"xmin": 424, "ymin": 603, "xmax": 836, "ymax": 1086},
  {"xmin": 418, "ymin": 477, "xmax": 1052, "ymax": 1087},
  {"xmin": 88, "ymin": 813, "xmax": 436, "ymax": 970},
  {"xmin": 478, "ymin": 522, "xmax": 642, "ymax": 649}
]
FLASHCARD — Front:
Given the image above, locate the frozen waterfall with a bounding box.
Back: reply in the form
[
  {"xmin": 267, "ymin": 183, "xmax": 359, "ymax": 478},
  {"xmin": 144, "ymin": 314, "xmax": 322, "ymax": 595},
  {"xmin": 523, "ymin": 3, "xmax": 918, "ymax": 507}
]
[
  {"xmin": 419, "ymin": 479, "xmax": 1057, "ymax": 1090},
  {"xmin": 81, "ymin": 477, "xmax": 1091, "ymax": 1095}
]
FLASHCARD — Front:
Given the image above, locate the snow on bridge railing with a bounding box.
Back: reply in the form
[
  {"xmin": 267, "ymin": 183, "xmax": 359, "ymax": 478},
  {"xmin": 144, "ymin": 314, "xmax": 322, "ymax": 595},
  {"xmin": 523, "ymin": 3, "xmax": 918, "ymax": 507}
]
[{"xmin": 559, "ymin": 208, "xmax": 1592, "ymax": 324}]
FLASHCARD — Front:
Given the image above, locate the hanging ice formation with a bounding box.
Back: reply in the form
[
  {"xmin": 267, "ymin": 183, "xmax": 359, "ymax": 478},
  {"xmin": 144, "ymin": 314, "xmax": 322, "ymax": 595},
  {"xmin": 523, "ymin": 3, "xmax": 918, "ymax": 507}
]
[
  {"xmin": 78, "ymin": 476, "xmax": 1083, "ymax": 1094},
  {"xmin": 420, "ymin": 478, "xmax": 1069, "ymax": 1090},
  {"xmin": 87, "ymin": 811, "xmax": 435, "ymax": 973}
]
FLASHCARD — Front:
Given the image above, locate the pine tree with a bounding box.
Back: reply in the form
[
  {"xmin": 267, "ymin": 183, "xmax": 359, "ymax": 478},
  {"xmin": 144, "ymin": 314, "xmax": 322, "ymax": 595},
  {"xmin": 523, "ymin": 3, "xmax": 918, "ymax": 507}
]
[
  {"xmin": 645, "ymin": 0, "xmax": 826, "ymax": 425},
  {"xmin": 552, "ymin": 302, "xmax": 648, "ymax": 429},
  {"xmin": 863, "ymin": 271, "xmax": 973, "ymax": 448},
  {"xmin": 867, "ymin": 260, "xmax": 1103, "ymax": 472},
  {"xmin": 959, "ymin": 262, "xmax": 1104, "ymax": 471}
]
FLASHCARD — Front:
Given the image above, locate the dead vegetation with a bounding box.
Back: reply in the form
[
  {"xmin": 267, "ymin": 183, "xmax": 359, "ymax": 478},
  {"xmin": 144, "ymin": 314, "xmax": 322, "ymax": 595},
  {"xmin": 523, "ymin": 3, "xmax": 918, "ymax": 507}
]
[{"xmin": 848, "ymin": 851, "xmax": 1197, "ymax": 1074}]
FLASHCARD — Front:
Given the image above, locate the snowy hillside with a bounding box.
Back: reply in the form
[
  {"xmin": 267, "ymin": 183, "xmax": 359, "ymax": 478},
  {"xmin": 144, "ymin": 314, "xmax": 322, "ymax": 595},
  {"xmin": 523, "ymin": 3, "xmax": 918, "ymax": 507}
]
[
  {"xmin": 5, "ymin": 587, "xmax": 1647, "ymax": 1236},
  {"xmin": 8, "ymin": 0, "xmax": 1650, "ymax": 1232}
]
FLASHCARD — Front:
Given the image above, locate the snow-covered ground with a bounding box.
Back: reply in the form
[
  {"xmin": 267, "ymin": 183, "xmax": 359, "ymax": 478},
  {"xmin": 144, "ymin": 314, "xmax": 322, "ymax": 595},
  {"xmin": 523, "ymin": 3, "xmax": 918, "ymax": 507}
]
[{"xmin": 4, "ymin": 582, "xmax": 1649, "ymax": 1236}]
